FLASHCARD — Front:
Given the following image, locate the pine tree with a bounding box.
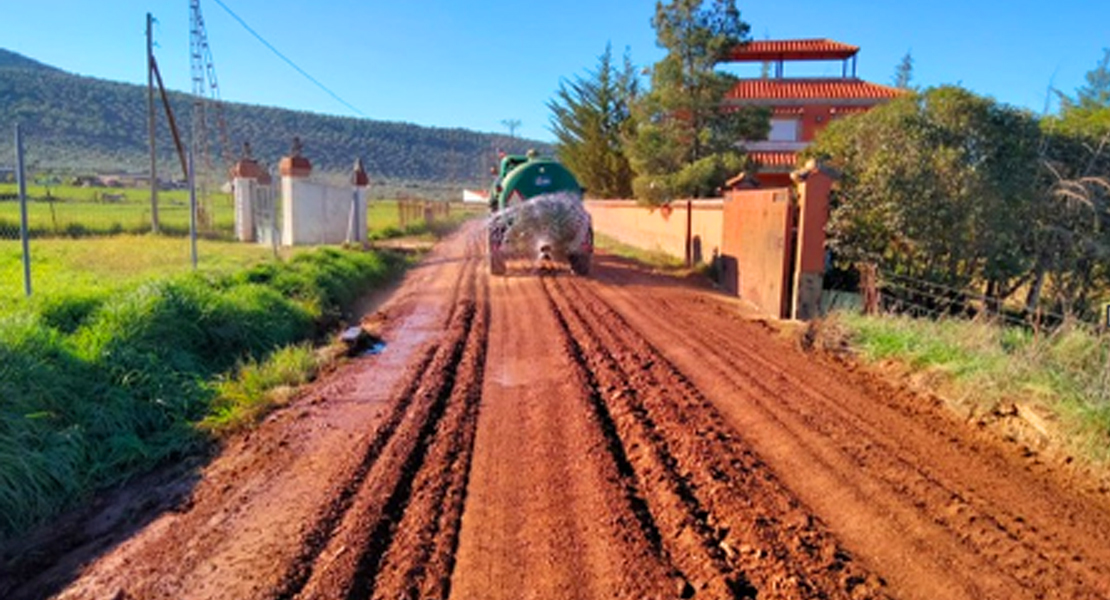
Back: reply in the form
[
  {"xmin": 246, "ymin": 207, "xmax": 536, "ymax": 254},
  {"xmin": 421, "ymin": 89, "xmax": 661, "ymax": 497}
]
[
  {"xmin": 547, "ymin": 44, "xmax": 639, "ymax": 199},
  {"xmin": 625, "ymin": 0, "xmax": 769, "ymax": 202},
  {"xmin": 1064, "ymin": 48, "xmax": 1110, "ymax": 110},
  {"xmin": 892, "ymin": 51, "xmax": 914, "ymax": 90}
]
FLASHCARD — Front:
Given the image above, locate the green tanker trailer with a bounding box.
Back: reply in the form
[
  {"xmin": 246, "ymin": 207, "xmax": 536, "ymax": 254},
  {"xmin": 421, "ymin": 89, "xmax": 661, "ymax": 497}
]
[{"xmin": 486, "ymin": 151, "xmax": 593, "ymax": 276}]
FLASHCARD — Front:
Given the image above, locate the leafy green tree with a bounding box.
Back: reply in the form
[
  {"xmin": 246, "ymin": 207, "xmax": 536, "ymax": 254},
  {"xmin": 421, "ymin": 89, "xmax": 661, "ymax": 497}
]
[
  {"xmin": 548, "ymin": 44, "xmax": 639, "ymax": 199},
  {"xmin": 804, "ymin": 86, "xmax": 1042, "ymax": 304},
  {"xmin": 625, "ymin": 0, "xmax": 769, "ymax": 203},
  {"xmin": 1051, "ymin": 48, "xmax": 1110, "ymax": 137},
  {"xmin": 1025, "ymin": 129, "xmax": 1110, "ymax": 315},
  {"xmin": 1064, "ymin": 48, "xmax": 1110, "ymax": 110},
  {"xmin": 1026, "ymin": 50, "xmax": 1110, "ymax": 315}
]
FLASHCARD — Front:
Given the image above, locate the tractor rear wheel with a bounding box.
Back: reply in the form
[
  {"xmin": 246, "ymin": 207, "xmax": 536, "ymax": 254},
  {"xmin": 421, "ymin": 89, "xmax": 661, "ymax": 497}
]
[
  {"xmin": 569, "ymin": 252, "xmax": 590, "ymax": 276},
  {"xmin": 488, "ymin": 225, "xmax": 507, "ymax": 276},
  {"xmin": 490, "ymin": 250, "xmax": 506, "ymax": 276}
]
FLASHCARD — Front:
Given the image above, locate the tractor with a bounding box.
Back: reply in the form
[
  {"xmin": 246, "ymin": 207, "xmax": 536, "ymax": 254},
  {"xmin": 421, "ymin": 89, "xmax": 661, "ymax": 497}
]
[{"xmin": 486, "ymin": 151, "xmax": 593, "ymax": 276}]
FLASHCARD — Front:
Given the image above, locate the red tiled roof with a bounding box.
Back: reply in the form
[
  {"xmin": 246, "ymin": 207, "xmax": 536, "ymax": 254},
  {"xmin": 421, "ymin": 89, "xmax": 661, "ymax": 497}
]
[
  {"xmin": 726, "ymin": 39, "xmax": 859, "ymax": 62},
  {"xmin": 725, "ymin": 78, "xmax": 904, "ymax": 102},
  {"xmin": 747, "ymin": 151, "xmax": 798, "ymax": 170}
]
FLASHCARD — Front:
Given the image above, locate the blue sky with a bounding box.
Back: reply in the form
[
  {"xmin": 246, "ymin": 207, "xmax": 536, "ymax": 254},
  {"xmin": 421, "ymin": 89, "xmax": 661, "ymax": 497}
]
[{"xmin": 2, "ymin": 1, "xmax": 1108, "ymax": 142}]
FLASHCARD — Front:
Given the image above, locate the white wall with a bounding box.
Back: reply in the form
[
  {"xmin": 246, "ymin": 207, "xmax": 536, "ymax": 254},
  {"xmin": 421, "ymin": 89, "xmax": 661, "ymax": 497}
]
[{"xmin": 281, "ymin": 177, "xmax": 368, "ymax": 246}]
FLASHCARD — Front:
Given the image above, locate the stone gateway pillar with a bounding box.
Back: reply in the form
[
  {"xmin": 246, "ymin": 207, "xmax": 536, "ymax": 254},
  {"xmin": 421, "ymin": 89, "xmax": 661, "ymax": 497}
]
[
  {"xmin": 231, "ymin": 142, "xmax": 270, "ymax": 242},
  {"xmin": 348, "ymin": 157, "xmax": 370, "ymax": 245},
  {"xmin": 280, "ymin": 137, "xmax": 314, "ymax": 246}
]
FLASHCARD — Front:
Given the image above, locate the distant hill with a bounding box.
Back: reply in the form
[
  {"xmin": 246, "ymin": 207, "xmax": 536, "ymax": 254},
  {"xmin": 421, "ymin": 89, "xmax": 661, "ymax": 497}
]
[
  {"xmin": 0, "ymin": 48, "xmax": 551, "ymax": 197},
  {"xmin": 0, "ymin": 48, "xmax": 61, "ymax": 72}
]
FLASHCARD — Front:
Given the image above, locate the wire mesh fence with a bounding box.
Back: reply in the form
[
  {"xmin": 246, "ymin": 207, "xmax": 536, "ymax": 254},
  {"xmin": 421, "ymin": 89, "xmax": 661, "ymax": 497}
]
[
  {"xmin": 0, "ymin": 183, "xmax": 235, "ymax": 240},
  {"xmin": 873, "ymin": 271, "xmax": 1108, "ymax": 331}
]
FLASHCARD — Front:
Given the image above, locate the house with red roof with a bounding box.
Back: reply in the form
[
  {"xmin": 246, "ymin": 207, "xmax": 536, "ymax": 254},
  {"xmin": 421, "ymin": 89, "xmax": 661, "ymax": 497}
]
[{"xmin": 722, "ymin": 39, "xmax": 904, "ymax": 187}]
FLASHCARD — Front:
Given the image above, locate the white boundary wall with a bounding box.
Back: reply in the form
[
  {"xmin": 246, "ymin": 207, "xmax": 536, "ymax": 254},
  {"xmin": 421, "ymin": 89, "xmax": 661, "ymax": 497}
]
[{"xmin": 281, "ymin": 177, "xmax": 368, "ymax": 246}]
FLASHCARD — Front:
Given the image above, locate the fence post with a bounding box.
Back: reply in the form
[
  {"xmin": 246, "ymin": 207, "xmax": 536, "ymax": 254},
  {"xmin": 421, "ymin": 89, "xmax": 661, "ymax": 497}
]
[
  {"xmin": 860, "ymin": 262, "xmax": 879, "ymax": 315},
  {"xmin": 16, "ymin": 124, "xmax": 32, "ymax": 297},
  {"xmin": 188, "ymin": 145, "xmax": 198, "ymax": 269}
]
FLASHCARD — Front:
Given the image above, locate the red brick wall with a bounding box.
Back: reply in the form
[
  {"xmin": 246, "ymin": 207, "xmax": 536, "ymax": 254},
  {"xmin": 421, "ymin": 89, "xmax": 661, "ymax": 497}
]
[
  {"xmin": 585, "ymin": 177, "xmax": 832, "ymax": 321},
  {"xmin": 720, "ymin": 188, "xmax": 796, "ymax": 318},
  {"xmin": 584, "ymin": 199, "xmax": 724, "ymax": 264}
]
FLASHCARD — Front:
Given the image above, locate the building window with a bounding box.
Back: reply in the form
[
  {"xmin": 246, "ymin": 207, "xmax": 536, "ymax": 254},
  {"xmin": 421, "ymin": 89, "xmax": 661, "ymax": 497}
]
[{"xmin": 768, "ymin": 118, "xmax": 800, "ymax": 142}]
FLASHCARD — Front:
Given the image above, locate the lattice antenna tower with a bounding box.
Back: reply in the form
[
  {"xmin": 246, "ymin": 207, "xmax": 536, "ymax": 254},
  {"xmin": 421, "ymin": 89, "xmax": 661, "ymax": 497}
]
[{"xmin": 189, "ymin": 0, "xmax": 233, "ymax": 188}]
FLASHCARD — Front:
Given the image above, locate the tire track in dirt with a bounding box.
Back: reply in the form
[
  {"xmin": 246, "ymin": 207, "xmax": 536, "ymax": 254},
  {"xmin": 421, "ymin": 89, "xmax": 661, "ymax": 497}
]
[
  {"xmin": 598, "ymin": 276, "xmax": 1110, "ymax": 599},
  {"xmin": 24, "ymin": 231, "xmax": 1110, "ymax": 600},
  {"xmin": 288, "ymin": 244, "xmax": 488, "ymax": 600},
  {"xmin": 358, "ymin": 271, "xmax": 487, "ymax": 600},
  {"xmin": 449, "ymin": 273, "xmax": 680, "ymax": 599},
  {"xmin": 268, "ymin": 341, "xmax": 440, "ymax": 600},
  {"xmin": 33, "ymin": 228, "xmax": 486, "ymax": 600},
  {"xmin": 541, "ymin": 273, "xmax": 891, "ymax": 599},
  {"xmin": 265, "ymin": 235, "xmax": 480, "ymax": 600}
]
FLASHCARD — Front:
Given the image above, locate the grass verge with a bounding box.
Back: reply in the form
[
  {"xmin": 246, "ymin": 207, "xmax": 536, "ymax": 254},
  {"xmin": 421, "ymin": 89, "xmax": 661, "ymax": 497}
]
[
  {"xmin": 593, "ymin": 232, "xmax": 687, "ymax": 270},
  {"xmin": 0, "ymin": 244, "xmax": 410, "ymax": 542},
  {"xmin": 819, "ymin": 311, "xmax": 1110, "ymax": 464},
  {"xmin": 200, "ymin": 344, "xmax": 322, "ymax": 435}
]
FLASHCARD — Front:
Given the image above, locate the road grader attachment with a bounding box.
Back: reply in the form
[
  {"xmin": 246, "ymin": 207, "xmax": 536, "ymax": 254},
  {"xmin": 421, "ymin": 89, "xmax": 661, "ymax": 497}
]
[{"xmin": 486, "ymin": 151, "xmax": 593, "ymax": 276}]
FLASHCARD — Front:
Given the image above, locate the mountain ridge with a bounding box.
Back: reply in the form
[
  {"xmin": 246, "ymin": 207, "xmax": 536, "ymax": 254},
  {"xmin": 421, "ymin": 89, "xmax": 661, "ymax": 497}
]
[
  {"xmin": 0, "ymin": 48, "xmax": 62, "ymax": 73},
  {"xmin": 0, "ymin": 48, "xmax": 551, "ymax": 195}
]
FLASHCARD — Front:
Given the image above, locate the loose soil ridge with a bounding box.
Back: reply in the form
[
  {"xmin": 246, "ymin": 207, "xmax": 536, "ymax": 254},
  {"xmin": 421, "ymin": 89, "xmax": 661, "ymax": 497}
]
[{"xmin": 4, "ymin": 223, "xmax": 1109, "ymax": 599}]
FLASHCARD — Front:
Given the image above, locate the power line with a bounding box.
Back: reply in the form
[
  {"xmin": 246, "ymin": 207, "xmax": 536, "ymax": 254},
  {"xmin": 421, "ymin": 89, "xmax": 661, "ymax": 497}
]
[{"xmin": 209, "ymin": 0, "xmax": 367, "ymax": 117}]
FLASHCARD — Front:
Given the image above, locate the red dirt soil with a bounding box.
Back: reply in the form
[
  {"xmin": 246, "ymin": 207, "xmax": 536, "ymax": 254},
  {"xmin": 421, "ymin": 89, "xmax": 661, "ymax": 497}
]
[{"xmin": 3, "ymin": 222, "xmax": 1110, "ymax": 600}]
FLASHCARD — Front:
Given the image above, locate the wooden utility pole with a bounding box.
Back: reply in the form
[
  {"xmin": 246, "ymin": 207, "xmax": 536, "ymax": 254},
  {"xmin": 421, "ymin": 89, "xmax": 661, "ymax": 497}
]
[{"xmin": 147, "ymin": 12, "xmax": 160, "ymax": 233}]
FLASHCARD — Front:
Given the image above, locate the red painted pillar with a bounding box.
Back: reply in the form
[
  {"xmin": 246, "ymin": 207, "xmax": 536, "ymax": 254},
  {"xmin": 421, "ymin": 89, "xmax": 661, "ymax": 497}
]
[{"xmin": 790, "ymin": 160, "xmax": 836, "ymax": 320}]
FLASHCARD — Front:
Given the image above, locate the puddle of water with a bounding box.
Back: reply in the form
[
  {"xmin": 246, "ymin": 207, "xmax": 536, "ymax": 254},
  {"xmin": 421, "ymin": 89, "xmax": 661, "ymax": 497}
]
[{"xmin": 361, "ymin": 341, "xmax": 387, "ymax": 356}]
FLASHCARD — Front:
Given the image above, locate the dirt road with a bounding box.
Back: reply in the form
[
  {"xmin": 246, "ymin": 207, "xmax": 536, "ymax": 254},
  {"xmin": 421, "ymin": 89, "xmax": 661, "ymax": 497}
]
[{"xmin": 6, "ymin": 222, "xmax": 1110, "ymax": 599}]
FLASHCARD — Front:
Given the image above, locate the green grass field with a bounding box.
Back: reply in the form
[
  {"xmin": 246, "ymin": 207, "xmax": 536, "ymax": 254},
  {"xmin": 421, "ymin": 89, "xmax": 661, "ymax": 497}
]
[
  {"xmin": 0, "ymin": 182, "xmax": 180, "ymax": 204},
  {"xmin": 0, "ymin": 183, "xmax": 234, "ymax": 237},
  {"xmin": 0, "ymin": 236, "xmax": 298, "ymax": 311}
]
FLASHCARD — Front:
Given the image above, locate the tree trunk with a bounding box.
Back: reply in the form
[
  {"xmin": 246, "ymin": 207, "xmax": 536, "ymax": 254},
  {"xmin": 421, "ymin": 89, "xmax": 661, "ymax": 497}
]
[
  {"xmin": 985, "ymin": 279, "xmax": 1000, "ymax": 316},
  {"xmin": 860, "ymin": 263, "xmax": 879, "ymax": 316},
  {"xmin": 1025, "ymin": 267, "xmax": 1046, "ymax": 316}
]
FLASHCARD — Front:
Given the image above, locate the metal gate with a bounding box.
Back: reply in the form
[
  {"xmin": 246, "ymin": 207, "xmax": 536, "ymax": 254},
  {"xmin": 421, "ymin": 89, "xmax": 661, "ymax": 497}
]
[{"xmin": 251, "ymin": 182, "xmax": 279, "ymax": 246}]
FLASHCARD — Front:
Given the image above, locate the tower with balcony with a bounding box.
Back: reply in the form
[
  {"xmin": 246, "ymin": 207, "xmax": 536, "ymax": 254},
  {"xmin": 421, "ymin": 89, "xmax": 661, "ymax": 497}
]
[{"xmin": 722, "ymin": 39, "xmax": 904, "ymax": 187}]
